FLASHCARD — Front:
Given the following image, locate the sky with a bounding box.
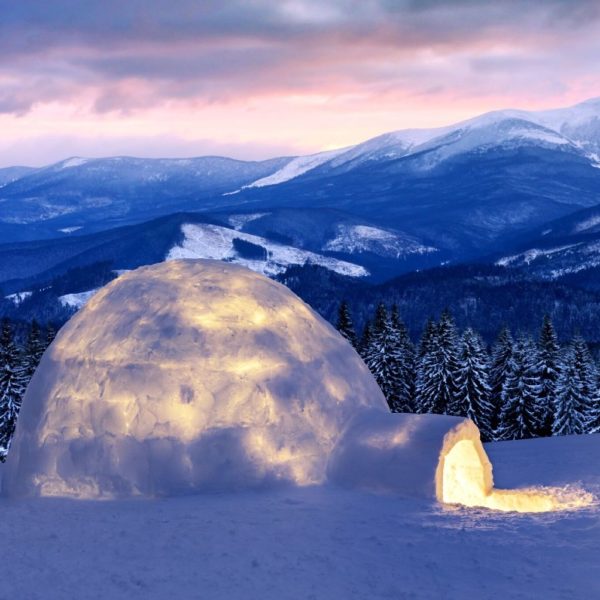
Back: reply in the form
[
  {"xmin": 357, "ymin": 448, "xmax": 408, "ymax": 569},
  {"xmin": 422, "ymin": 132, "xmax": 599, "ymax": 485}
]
[{"xmin": 1, "ymin": 0, "xmax": 599, "ymax": 167}]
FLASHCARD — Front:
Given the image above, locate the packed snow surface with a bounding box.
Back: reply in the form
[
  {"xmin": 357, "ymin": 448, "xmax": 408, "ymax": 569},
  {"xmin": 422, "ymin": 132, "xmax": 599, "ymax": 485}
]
[
  {"xmin": 3, "ymin": 260, "xmax": 385, "ymax": 498},
  {"xmin": 167, "ymin": 223, "xmax": 368, "ymax": 277},
  {"xmin": 329, "ymin": 411, "xmax": 590, "ymax": 512},
  {"xmin": 0, "ymin": 434, "xmax": 598, "ymax": 599}
]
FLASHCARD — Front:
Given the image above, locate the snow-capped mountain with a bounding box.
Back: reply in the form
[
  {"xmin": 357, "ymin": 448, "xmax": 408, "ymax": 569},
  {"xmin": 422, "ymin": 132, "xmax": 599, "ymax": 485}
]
[
  {"xmin": 0, "ymin": 155, "xmax": 291, "ymax": 240},
  {"xmin": 1, "ymin": 97, "xmax": 600, "ymax": 270},
  {"xmin": 233, "ymin": 97, "xmax": 600, "ymax": 184}
]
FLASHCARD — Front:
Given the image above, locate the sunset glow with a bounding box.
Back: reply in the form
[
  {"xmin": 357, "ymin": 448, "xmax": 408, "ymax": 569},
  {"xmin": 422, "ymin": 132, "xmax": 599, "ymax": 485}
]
[{"xmin": 2, "ymin": 1, "xmax": 600, "ymax": 166}]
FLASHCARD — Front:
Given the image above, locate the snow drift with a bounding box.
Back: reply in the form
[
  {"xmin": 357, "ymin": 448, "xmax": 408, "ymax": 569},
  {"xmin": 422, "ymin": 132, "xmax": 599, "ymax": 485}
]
[{"xmin": 2, "ymin": 260, "xmax": 387, "ymax": 498}]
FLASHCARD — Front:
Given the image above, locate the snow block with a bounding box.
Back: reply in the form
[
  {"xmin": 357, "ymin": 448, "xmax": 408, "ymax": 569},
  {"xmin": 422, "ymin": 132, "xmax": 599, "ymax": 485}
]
[
  {"xmin": 328, "ymin": 411, "xmax": 493, "ymax": 501},
  {"xmin": 3, "ymin": 260, "xmax": 388, "ymax": 498}
]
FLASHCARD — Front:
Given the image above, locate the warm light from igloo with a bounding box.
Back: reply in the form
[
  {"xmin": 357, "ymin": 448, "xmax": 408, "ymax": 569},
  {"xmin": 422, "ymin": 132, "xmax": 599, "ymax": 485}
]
[{"xmin": 441, "ymin": 440, "xmax": 593, "ymax": 513}]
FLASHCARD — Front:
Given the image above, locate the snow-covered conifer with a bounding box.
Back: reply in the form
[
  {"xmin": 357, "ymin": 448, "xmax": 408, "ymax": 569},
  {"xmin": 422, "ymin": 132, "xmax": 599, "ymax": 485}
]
[
  {"xmin": 417, "ymin": 319, "xmax": 437, "ymax": 358},
  {"xmin": 455, "ymin": 328, "xmax": 494, "ymax": 440},
  {"xmin": 415, "ymin": 311, "xmax": 460, "ymax": 415},
  {"xmin": 587, "ymin": 383, "xmax": 600, "ymax": 434},
  {"xmin": 22, "ymin": 320, "xmax": 46, "ymax": 381},
  {"xmin": 496, "ymin": 335, "xmax": 544, "ymax": 441},
  {"xmin": 364, "ymin": 304, "xmax": 403, "ymax": 412},
  {"xmin": 389, "ymin": 305, "xmax": 416, "ymax": 412},
  {"xmin": 553, "ymin": 347, "xmax": 587, "ymax": 436},
  {"xmin": 489, "ymin": 327, "xmax": 514, "ymax": 436},
  {"xmin": 336, "ymin": 301, "xmax": 358, "ymax": 348},
  {"xmin": 359, "ymin": 321, "xmax": 373, "ymax": 360},
  {"xmin": 555, "ymin": 337, "xmax": 597, "ymax": 435},
  {"xmin": 537, "ymin": 315, "xmax": 560, "ymax": 436},
  {"xmin": 0, "ymin": 319, "xmax": 26, "ymax": 460},
  {"xmin": 45, "ymin": 324, "xmax": 57, "ymax": 347}
]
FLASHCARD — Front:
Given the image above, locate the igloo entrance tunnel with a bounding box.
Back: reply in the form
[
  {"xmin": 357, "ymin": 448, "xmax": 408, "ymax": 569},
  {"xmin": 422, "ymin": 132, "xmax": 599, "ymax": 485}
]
[{"xmin": 2, "ymin": 260, "xmax": 591, "ymax": 512}]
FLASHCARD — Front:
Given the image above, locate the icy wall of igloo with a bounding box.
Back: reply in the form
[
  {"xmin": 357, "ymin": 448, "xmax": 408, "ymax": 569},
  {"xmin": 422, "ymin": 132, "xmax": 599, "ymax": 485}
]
[{"xmin": 3, "ymin": 260, "xmax": 388, "ymax": 498}]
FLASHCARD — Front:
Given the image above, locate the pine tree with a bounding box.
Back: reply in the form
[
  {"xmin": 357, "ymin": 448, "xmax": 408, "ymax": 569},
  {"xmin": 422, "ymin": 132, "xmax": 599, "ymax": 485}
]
[
  {"xmin": 372, "ymin": 303, "xmax": 388, "ymax": 338},
  {"xmin": 554, "ymin": 337, "xmax": 596, "ymax": 435},
  {"xmin": 0, "ymin": 319, "xmax": 26, "ymax": 460},
  {"xmin": 415, "ymin": 310, "xmax": 460, "ymax": 415},
  {"xmin": 489, "ymin": 327, "xmax": 514, "ymax": 435},
  {"xmin": 389, "ymin": 305, "xmax": 416, "ymax": 412},
  {"xmin": 364, "ymin": 304, "xmax": 403, "ymax": 412},
  {"xmin": 537, "ymin": 315, "xmax": 560, "ymax": 437},
  {"xmin": 359, "ymin": 320, "xmax": 373, "ymax": 361},
  {"xmin": 496, "ymin": 335, "xmax": 544, "ymax": 441},
  {"xmin": 553, "ymin": 347, "xmax": 586, "ymax": 436},
  {"xmin": 45, "ymin": 324, "xmax": 57, "ymax": 347},
  {"xmin": 336, "ymin": 301, "xmax": 357, "ymax": 348},
  {"xmin": 417, "ymin": 319, "xmax": 437, "ymax": 358},
  {"xmin": 587, "ymin": 382, "xmax": 600, "ymax": 434},
  {"xmin": 414, "ymin": 320, "xmax": 438, "ymax": 413},
  {"xmin": 435, "ymin": 310, "xmax": 461, "ymax": 415},
  {"xmin": 455, "ymin": 328, "xmax": 494, "ymax": 440},
  {"xmin": 22, "ymin": 320, "xmax": 46, "ymax": 381}
]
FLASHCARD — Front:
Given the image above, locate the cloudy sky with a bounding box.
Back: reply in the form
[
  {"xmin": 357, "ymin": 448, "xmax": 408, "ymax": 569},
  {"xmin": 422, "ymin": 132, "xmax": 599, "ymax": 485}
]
[{"xmin": 1, "ymin": 0, "xmax": 599, "ymax": 166}]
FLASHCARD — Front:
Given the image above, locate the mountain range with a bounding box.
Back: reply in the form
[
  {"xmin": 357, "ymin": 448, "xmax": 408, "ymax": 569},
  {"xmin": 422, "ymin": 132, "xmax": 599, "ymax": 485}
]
[{"xmin": 2, "ymin": 97, "xmax": 600, "ymax": 314}]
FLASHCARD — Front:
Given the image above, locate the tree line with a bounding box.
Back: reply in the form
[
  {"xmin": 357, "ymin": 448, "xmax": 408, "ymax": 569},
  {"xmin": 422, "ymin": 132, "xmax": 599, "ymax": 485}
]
[
  {"xmin": 0, "ymin": 319, "xmax": 54, "ymax": 460},
  {"xmin": 336, "ymin": 302, "xmax": 600, "ymax": 442}
]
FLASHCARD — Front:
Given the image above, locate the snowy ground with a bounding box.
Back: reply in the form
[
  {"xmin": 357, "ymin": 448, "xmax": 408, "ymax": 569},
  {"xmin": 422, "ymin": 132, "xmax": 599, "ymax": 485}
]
[{"xmin": 1, "ymin": 434, "xmax": 599, "ymax": 600}]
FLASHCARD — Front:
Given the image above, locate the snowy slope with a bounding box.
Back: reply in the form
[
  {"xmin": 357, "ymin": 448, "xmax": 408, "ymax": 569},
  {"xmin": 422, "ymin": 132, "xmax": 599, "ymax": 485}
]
[
  {"xmin": 216, "ymin": 98, "xmax": 600, "ymax": 191},
  {"xmin": 242, "ymin": 148, "xmax": 348, "ymax": 188},
  {"xmin": 167, "ymin": 223, "xmax": 368, "ymax": 277},
  {"xmin": 324, "ymin": 224, "xmax": 437, "ymax": 258},
  {"xmin": 58, "ymin": 289, "xmax": 99, "ymax": 309},
  {"xmin": 238, "ymin": 97, "xmax": 600, "ymax": 183},
  {"xmin": 0, "ymin": 433, "xmax": 598, "ymax": 599},
  {"xmin": 498, "ymin": 241, "xmax": 600, "ymax": 279}
]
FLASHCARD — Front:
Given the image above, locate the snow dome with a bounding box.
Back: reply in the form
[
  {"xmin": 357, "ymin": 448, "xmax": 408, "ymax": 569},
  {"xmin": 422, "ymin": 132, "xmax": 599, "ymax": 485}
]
[{"xmin": 3, "ymin": 260, "xmax": 388, "ymax": 498}]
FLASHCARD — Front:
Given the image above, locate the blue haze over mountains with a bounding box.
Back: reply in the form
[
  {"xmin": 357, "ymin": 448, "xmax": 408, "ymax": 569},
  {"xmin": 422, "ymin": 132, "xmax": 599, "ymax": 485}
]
[{"xmin": 2, "ymin": 98, "xmax": 600, "ymax": 338}]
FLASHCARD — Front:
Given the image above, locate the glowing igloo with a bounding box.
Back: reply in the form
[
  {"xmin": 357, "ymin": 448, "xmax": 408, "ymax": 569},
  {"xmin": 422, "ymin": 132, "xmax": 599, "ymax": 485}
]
[
  {"xmin": 328, "ymin": 411, "xmax": 591, "ymax": 512},
  {"xmin": 3, "ymin": 260, "xmax": 388, "ymax": 498},
  {"xmin": 2, "ymin": 260, "xmax": 591, "ymax": 512}
]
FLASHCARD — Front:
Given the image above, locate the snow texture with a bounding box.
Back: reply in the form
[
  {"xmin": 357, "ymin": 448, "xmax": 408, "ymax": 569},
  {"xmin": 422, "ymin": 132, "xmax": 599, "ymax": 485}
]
[
  {"xmin": 58, "ymin": 157, "xmax": 89, "ymax": 169},
  {"xmin": 167, "ymin": 223, "xmax": 369, "ymax": 277},
  {"xmin": 323, "ymin": 224, "xmax": 437, "ymax": 258},
  {"xmin": 328, "ymin": 412, "xmax": 491, "ymax": 499},
  {"xmin": 0, "ymin": 433, "xmax": 598, "ymax": 600},
  {"xmin": 58, "ymin": 226, "xmax": 83, "ymax": 234},
  {"xmin": 243, "ymin": 148, "xmax": 346, "ymax": 188},
  {"xmin": 5, "ymin": 291, "xmax": 32, "ymax": 305},
  {"xmin": 3, "ymin": 260, "xmax": 386, "ymax": 498},
  {"xmin": 497, "ymin": 244, "xmax": 578, "ymax": 267},
  {"xmin": 58, "ymin": 289, "xmax": 99, "ymax": 309},
  {"xmin": 329, "ymin": 411, "xmax": 590, "ymax": 512}
]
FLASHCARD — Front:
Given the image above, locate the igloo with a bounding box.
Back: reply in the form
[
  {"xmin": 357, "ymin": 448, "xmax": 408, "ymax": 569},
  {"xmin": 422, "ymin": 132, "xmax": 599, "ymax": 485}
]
[
  {"xmin": 2, "ymin": 260, "xmax": 591, "ymax": 512},
  {"xmin": 328, "ymin": 411, "xmax": 590, "ymax": 512},
  {"xmin": 3, "ymin": 260, "xmax": 388, "ymax": 498}
]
